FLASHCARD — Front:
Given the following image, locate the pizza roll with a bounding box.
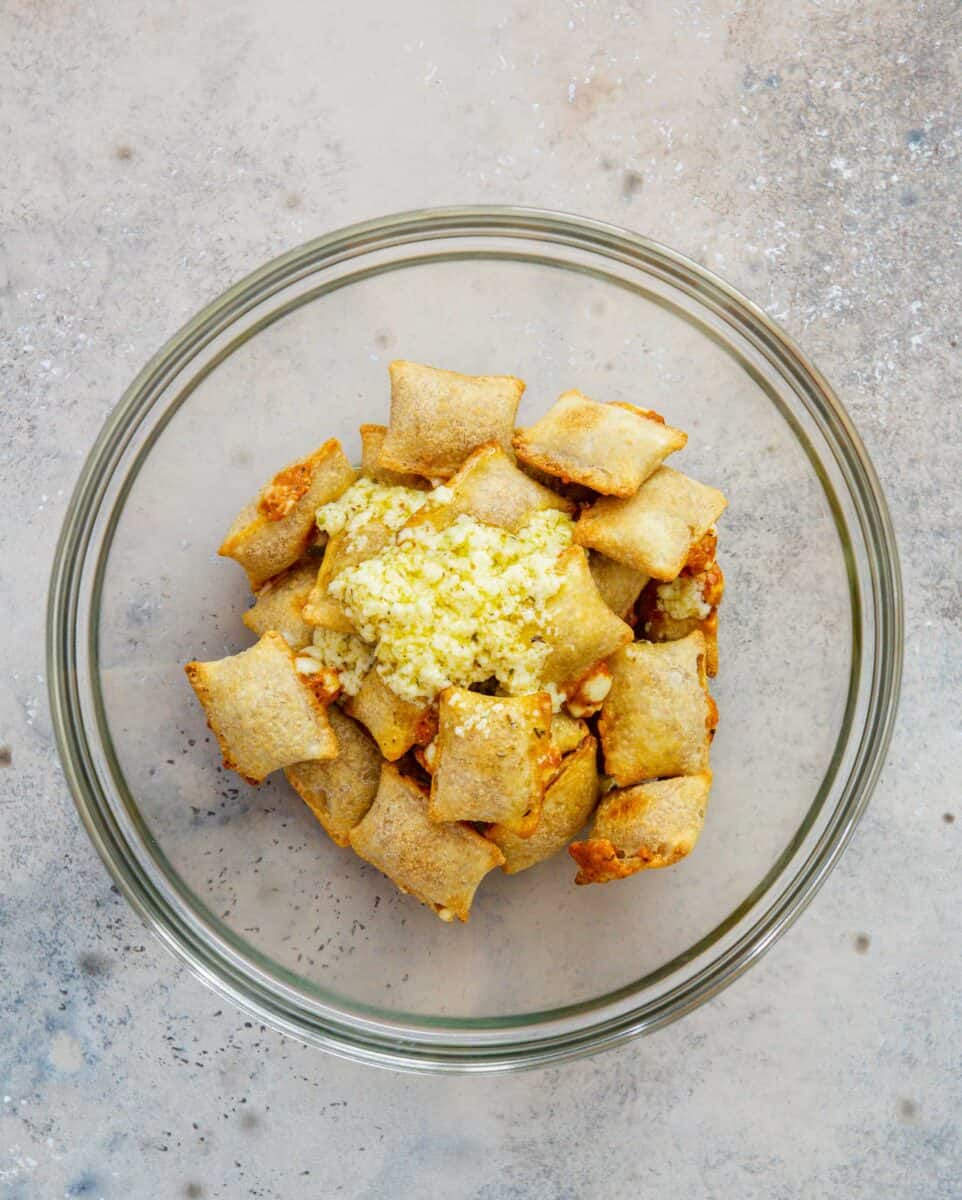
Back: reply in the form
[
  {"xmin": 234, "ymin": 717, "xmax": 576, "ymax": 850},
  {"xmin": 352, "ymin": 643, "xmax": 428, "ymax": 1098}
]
[
  {"xmin": 513, "ymin": 391, "xmax": 686, "ymax": 497},
  {"xmin": 302, "ymin": 539, "xmax": 355, "ymax": 634},
  {"xmin": 359, "ymin": 424, "xmax": 430, "ymax": 489},
  {"xmin": 570, "ymin": 772, "xmax": 712, "ymax": 883},
  {"xmin": 242, "ymin": 560, "xmax": 318, "ymax": 650},
  {"xmin": 405, "ymin": 443, "xmax": 575, "ymax": 535},
  {"xmin": 378, "ymin": 360, "xmax": 525, "ymax": 480},
  {"xmin": 541, "ymin": 547, "xmax": 633, "ymax": 694},
  {"xmin": 575, "ymin": 467, "xmax": 727, "ymax": 581},
  {"xmin": 184, "ymin": 631, "xmax": 338, "ymax": 785},
  {"xmin": 587, "ymin": 551, "xmax": 649, "ymax": 620},
  {"xmin": 429, "ymin": 689, "xmax": 553, "ymax": 836},
  {"xmin": 284, "ymin": 707, "xmax": 381, "ymax": 846},
  {"xmin": 488, "ymin": 736, "xmax": 601, "ymax": 874},
  {"xmin": 637, "ymin": 562, "xmax": 725, "ymax": 676},
  {"xmin": 550, "ymin": 710, "xmax": 590, "ymax": 757},
  {"xmin": 344, "ymin": 667, "xmax": 434, "ymax": 761},
  {"xmin": 349, "ymin": 764, "xmax": 505, "ymax": 922},
  {"xmin": 598, "ymin": 632, "xmax": 715, "ymax": 787},
  {"xmin": 219, "ymin": 440, "xmax": 356, "ymax": 588}
]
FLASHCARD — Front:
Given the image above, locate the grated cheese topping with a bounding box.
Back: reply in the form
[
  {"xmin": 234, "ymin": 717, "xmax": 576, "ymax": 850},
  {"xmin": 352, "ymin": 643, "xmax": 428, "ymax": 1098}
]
[
  {"xmin": 329, "ymin": 509, "xmax": 575, "ymax": 705},
  {"xmin": 297, "ymin": 627, "xmax": 375, "ymax": 696},
  {"xmin": 316, "ymin": 478, "xmax": 430, "ymax": 543}
]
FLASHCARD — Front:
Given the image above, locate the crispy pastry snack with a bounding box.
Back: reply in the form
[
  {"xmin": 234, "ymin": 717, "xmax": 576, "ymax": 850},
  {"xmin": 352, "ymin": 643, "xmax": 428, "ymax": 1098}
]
[
  {"xmin": 285, "ymin": 707, "xmax": 382, "ymax": 846},
  {"xmin": 514, "ymin": 390, "xmax": 686, "ymax": 497},
  {"xmin": 379, "ymin": 361, "xmax": 525, "ymax": 479},
  {"xmin": 549, "ymin": 711, "xmax": 590, "ymax": 756},
  {"xmin": 541, "ymin": 547, "xmax": 633, "ymax": 694},
  {"xmin": 359, "ymin": 423, "xmax": 431, "ymax": 489},
  {"xmin": 598, "ymin": 631, "xmax": 715, "ymax": 787},
  {"xmin": 219, "ymin": 440, "xmax": 356, "ymax": 587},
  {"xmin": 344, "ymin": 667, "xmax": 434, "ymax": 761},
  {"xmin": 489, "ymin": 736, "xmax": 601, "ymax": 874},
  {"xmin": 242, "ymin": 560, "xmax": 318, "ymax": 650},
  {"xmin": 429, "ymin": 689, "xmax": 553, "ymax": 836},
  {"xmin": 575, "ymin": 466, "xmax": 727, "ymax": 580},
  {"xmin": 349, "ymin": 764, "xmax": 505, "ymax": 921},
  {"xmin": 570, "ymin": 772, "xmax": 712, "ymax": 883},
  {"xmin": 587, "ymin": 551, "xmax": 650, "ymax": 621},
  {"xmin": 185, "ymin": 631, "xmax": 337, "ymax": 784}
]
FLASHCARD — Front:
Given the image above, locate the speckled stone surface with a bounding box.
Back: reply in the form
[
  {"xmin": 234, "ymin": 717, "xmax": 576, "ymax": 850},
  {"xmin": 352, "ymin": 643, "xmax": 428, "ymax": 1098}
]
[{"xmin": 2, "ymin": 2, "xmax": 959, "ymax": 1197}]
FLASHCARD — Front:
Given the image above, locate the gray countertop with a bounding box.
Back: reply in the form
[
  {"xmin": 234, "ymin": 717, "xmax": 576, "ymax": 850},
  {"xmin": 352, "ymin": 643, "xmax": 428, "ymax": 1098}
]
[{"xmin": 2, "ymin": 2, "xmax": 959, "ymax": 1197}]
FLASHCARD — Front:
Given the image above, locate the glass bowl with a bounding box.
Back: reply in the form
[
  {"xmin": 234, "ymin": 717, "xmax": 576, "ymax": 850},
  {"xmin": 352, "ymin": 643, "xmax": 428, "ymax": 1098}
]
[{"xmin": 47, "ymin": 207, "xmax": 902, "ymax": 1072}]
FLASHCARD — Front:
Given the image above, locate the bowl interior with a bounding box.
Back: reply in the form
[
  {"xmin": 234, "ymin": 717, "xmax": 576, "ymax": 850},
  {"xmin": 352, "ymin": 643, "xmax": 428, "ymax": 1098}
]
[{"xmin": 91, "ymin": 247, "xmax": 855, "ymax": 1024}]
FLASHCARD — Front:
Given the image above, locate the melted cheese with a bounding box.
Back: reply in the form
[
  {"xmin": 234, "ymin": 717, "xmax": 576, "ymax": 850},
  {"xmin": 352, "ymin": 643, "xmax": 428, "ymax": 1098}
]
[{"xmin": 655, "ymin": 575, "xmax": 712, "ymax": 621}]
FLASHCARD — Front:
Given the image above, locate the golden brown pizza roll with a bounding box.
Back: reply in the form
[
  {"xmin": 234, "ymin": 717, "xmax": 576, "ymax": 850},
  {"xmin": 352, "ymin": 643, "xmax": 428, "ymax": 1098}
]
[
  {"xmin": 541, "ymin": 546, "xmax": 633, "ymax": 694},
  {"xmin": 587, "ymin": 551, "xmax": 650, "ymax": 620},
  {"xmin": 550, "ymin": 710, "xmax": 590, "ymax": 757},
  {"xmin": 284, "ymin": 707, "xmax": 382, "ymax": 846},
  {"xmin": 405, "ymin": 443, "xmax": 575, "ymax": 535},
  {"xmin": 359, "ymin": 424, "xmax": 431, "ymax": 489},
  {"xmin": 302, "ymin": 554, "xmax": 355, "ymax": 634},
  {"xmin": 488, "ymin": 736, "xmax": 601, "ymax": 874},
  {"xmin": 429, "ymin": 689, "xmax": 553, "ymax": 836},
  {"xmin": 637, "ymin": 562, "xmax": 725, "ymax": 676},
  {"xmin": 349, "ymin": 763, "xmax": 505, "ymax": 922},
  {"xmin": 344, "ymin": 667, "xmax": 434, "ymax": 761},
  {"xmin": 378, "ymin": 360, "xmax": 525, "ymax": 479},
  {"xmin": 575, "ymin": 466, "xmax": 727, "ymax": 581},
  {"xmin": 598, "ymin": 632, "xmax": 715, "ymax": 787},
  {"xmin": 241, "ymin": 560, "xmax": 318, "ymax": 650},
  {"xmin": 570, "ymin": 772, "xmax": 712, "ymax": 883},
  {"xmin": 219, "ymin": 440, "xmax": 356, "ymax": 588},
  {"xmin": 513, "ymin": 391, "xmax": 686, "ymax": 497},
  {"xmin": 184, "ymin": 631, "xmax": 338, "ymax": 785}
]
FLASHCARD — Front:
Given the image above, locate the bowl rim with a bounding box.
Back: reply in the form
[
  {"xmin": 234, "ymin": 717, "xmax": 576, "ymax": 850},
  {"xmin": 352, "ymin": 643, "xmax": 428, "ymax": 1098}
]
[{"xmin": 47, "ymin": 205, "xmax": 903, "ymax": 1072}]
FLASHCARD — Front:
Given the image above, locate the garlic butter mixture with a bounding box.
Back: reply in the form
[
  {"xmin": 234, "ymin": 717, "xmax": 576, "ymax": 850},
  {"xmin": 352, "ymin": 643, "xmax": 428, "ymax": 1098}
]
[
  {"xmin": 315, "ymin": 477, "xmax": 430, "ymax": 545},
  {"xmin": 297, "ymin": 628, "xmax": 374, "ymax": 696},
  {"xmin": 315, "ymin": 485, "xmax": 574, "ymax": 704}
]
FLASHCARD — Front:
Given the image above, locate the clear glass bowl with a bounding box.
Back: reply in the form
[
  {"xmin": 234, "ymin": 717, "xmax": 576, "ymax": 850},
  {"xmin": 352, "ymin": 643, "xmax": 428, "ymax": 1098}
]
[{"xmin": 47, "ymin": 207, "xmax": 902, "ymax": 1072}]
